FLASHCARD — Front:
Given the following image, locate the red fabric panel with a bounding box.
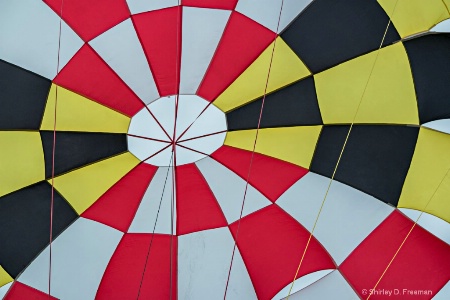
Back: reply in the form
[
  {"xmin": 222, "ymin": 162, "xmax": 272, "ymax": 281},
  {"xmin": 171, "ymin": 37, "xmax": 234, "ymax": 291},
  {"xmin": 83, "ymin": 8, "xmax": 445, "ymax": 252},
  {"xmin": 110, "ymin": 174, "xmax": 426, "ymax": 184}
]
[
  {"xmin": 96, "ymin": 233, "xmax": 177, "ymax": 300},
  {"xmin": 229, "ymin": 205, "xmax": 335, "ymax": 300},
  {"xmin": 211, "ymin": 146, "xmax": 308, "ymax": 202},
  {"xmin": 197, "ymin": 12, "xmax": 275, "ymax": 101},
  {"xmin": 182, "ymin": 0, "xmax": 238, "ymax": 10},
  {"xmin": 4, "ymin": 282, "xmax": 58, "ymax": 300},
  {"xmin": 176, "ymin": 163, "xmax": 227, "ymax": 235},
  {"xmin": 44, "ymin": 0, "xmax": 130, "ymax": 42},
  {"xmin": 53, "ymin": 45, "xmax": 144, "ymax": 116},
  {"xmin": 82, "ymin": 164, "xmax": 157, "ymax": 232},
  {"xmin": 132, "ymin": 7, "xmax": 182, "ymax": 97},
  {"xmin": 340, "ymin": 210, "xmax": 450, "ymax": 300}
]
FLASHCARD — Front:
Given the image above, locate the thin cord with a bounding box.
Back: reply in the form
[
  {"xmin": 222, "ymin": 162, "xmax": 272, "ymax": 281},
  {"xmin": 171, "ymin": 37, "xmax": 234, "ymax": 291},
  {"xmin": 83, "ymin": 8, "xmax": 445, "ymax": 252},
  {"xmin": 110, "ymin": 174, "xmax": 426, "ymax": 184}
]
[
  {"xmin": 130, "ymin": 4, "xmax": 182, "ymax": 289},
  {"xmin": 142, "ymin": 144, "xmax": 173, "ymax": 162},
  {"xmin": 127, "ymin": 133, "xmax": 172, "ymax": 143},
  {"xmin": 141, "ymin": 103, "xmax": 173, "ymax": 142},
  {"xmin": 177, "ymin": 130, "xmax": 227, "ymax": 143},
  {"xmin": 442, "ymin": 0, "xmax": 450, "ymax": 15},
  {"xmin": 169, "ymin": 157, "xmax": 176, "ymax": 300},
  {"xmin": 366, "ymin": 167, "xmax": 450, "ymax": 300},
  {"xmin": 85, "ymin": 42, "xmax": 173, "ymax": 141},
  {"xmin": 169, "ymin": 2, "xmax": 181, "ymax": 299},
  {"xmin": 136, "ymin": 154, "xmax": 174, "ymax": 300},
  {"xmin": 285, "ymin": 1, "xmax": 400, "ymax": 298},
  {"xmin": 48, "ymin": 0, "xmax": 64, "ymax": 298},
  {"xmin": 175, "ymin": 100, "xmax": 214, "ymax": 143},
  {"xmin": 223, "ymin": 2, "xmax": 285, "ymax": 299},
  {"xmin": 176, "ymin": 143, "xmax": 209, "ymax": 156}
]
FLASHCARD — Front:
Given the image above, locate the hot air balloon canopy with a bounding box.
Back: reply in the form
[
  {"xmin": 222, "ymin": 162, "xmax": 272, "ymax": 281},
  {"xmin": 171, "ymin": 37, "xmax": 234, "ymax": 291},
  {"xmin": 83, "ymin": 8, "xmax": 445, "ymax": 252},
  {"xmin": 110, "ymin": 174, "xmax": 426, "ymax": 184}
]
[{"xmin": 0, "ymin": 0, "xmax": 450, "ymax": 299}]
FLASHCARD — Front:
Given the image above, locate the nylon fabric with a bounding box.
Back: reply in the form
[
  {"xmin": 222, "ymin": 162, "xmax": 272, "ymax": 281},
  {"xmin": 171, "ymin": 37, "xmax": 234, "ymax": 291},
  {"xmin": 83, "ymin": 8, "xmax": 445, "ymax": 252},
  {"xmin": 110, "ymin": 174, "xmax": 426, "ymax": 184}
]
[
  {"xmin": 378, "ymin": 0, "xmax": 450, "ymax": 37},
  {"xmin": 315, "ymin": 43, "xmax": 419, "ymax": 125},
  {"xmin": 398, "ymin": 128, "xmax": 450, "ymax": 223},
  {"xmin": 49, "ymin": 152, "xmax": 140, "ymax": 214},
  {"xmin": 41, "ymin": 84, "xmax": 130, "ymax": 133},
  {"xmin": 0, "ymin": 132, "xmax": 45, "ymax": 197},
  {"xmin": 224, "ymin": 126, "xmax": 321, "ymax": 168},
  {"xmin": 214, "ymin": 37, "xmax": 310, "ymax": 112}
]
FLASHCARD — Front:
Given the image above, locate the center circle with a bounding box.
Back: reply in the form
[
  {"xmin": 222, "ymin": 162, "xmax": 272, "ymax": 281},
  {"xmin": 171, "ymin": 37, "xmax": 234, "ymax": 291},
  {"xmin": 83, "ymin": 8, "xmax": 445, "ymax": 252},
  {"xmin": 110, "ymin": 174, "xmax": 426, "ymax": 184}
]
[{"xmin": 127, "ymin": 95, "xmax": 227, "ymax": 166}]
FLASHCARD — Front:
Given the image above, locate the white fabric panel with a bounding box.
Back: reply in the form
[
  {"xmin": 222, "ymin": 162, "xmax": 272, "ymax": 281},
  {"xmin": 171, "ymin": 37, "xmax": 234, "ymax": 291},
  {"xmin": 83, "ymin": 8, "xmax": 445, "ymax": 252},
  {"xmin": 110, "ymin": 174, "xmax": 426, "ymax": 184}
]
[
  {"xmin": 128, "ymin": 136, "xmax": 169, "ymax": 161},
  {"xmin": 277, "ymin": 172, "xmax": 394, "ymax": 265},
  {"xmin": 129, "ymin": 167, "xmax": 175, "ymax": 234},
  {"xmin": 278, "ymin": 0, "xmax": 313, "ymax": 32},
  {"xmin": 145, "ymin": 146, "xmax": 175, "ymax": 167},
  {"xmin": 399, "ymin": 208, "xmax": 450, "ymax": 244},
  {"xmin": 272, "ymin": 269, "xmax": 334, "ymax": 300},
  {"xmin": 431, "ymin": 19, "xmax": 450, "ymax": 32},
  {"xmin": 128, "ymin": 95, "xmax": 226, "ymax": 165},
  {"xmin": 422, "ymin": 119, "xmax": 450, "ymax": 135},
  {"xmin": 18, "ymin": 218, "xmax": 123, "ymax": 300},
  {"xmin": 128, "ymin": 106, "xmax": 171, "ymax": 141},
  {"xmin": 196, "ymin": 157, "xmax": 271, "ymax": 223},
  {"xmin": 0, "ymin": 0, "xmax": 83, "ymax": 79},
  {"xmin": 284, "ymin": 270, "xmax": 359, "ymax": 300},
  {"xmin": 277, "ymin": 173, "xmax": 326, "ymax": 231},
  {"xmin": 127, "ymin": 0, "xmax": 179, "ymax": 14},
  {"xmin": 175, "ymin": 95, "xmax": 209, "ymax": 138},
  {"xmin": 0, "ymin": 282, "xmax": 12, "ymax": 299},
  {"xmin": 178, "ymin": 227, "xmax": 257, "ymax": 300},
  {"xmin": 179, "ymin": 7, "xmax": 231, "ymax": 94},
  {"xmin": 179, "ymin": 132, "xmax": 226, "ymax": 156},
  {"xmin": 433, "ymin": 281, "xmax": 450, "ymax": 299},
  {"xmin": 181, "ymin": 103, "xmax": 227, "ymax": 140},
  {"xmin": 175, "ymin": 145, "xmax": 206, "ymax": 166},
  {"xmin": 149, "ymin": 95, "xmax": 176, "ymax": 139},
  {"xmin": 235, "ymin": 0, "xmax": 313, "ymax": 33},
  {"xmin": 90, "ymin": 19, "xmax": 160, "ymax": 104}
]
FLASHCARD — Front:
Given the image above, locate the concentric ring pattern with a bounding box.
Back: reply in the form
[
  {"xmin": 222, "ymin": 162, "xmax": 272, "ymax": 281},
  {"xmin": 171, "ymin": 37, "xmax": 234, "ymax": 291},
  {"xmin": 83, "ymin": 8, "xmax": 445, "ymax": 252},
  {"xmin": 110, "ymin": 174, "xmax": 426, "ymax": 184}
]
[{"xmin": 0, "ymin": 0, "xmax": 450, "ymax": 299}]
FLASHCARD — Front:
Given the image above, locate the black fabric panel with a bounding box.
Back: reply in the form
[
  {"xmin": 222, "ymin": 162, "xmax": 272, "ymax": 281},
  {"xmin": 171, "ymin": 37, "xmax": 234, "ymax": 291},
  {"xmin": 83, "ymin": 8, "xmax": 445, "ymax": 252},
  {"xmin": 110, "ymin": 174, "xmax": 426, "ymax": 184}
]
[
  {"xmin": 281, "ymin": 0, "xmax": 400, "ymax": 73},
  {"xmin": 0, "ymin": 182, "xmax": 77, "ymax": 277},
  {"xmin": 310, "ymin": 125, "xmax": 419, "ymax": 205},
  {"xmin": 0, "ymin": 60, "xmax": 51, "ymax": 130},
  {"xmin": 226, "ymin": 77, "xmax": 322, "ymax": 131},
  {"xmin": 40, "ymin": 131, "xmax": 128, "ymax": 178},
  {"xmin": 311, "ymin": 125, "xmax": 350, "ymax": 178},
  {"xmin": 404, "ymin": 34, "xmax": 450, "ymax": 123}
]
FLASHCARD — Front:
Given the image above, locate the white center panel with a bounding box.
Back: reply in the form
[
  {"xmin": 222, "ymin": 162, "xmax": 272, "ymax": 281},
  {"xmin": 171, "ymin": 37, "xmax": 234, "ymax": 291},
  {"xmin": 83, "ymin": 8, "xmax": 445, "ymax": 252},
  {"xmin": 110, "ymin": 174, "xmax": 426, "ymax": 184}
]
[{"xmin": 127, "ymin": 94, "xmax": 227, "ymax": 166}]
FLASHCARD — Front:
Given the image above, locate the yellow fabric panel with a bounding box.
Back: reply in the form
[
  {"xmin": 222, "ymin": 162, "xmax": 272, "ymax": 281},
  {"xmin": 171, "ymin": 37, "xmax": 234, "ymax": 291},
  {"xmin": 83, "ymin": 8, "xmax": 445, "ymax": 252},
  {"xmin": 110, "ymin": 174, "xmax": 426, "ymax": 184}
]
[
  {"xmin": 315, "ymin": 42, "xmax": 419, "ymax": 125},
  {"xmin": 398, "ymin": 128, "xmax": 450, "ymax": 223},
  {"xmin": 0, "ymin": 132, "xmax": 44, "ymax": 197},
  {"xmin": 40, "ymin": 84, "xmax": 130, "ymax": 133},
  {"xmin": 378, "ymin": 0, "xmax": 449, "ymax": 37},
  {"xmin": 214, "ymin": 37, "xmax": 311, "ymax": 112},
  {"xmin": 50, "ymin": 152, "xmax": 139, "ymax": 214},
  {"xmin": 224, "ymin": 126, "xmax": 322, "ymax": 168},
  {"xmin": 0, "ymin": 265, "xmax": 13, "ymax": 288}
]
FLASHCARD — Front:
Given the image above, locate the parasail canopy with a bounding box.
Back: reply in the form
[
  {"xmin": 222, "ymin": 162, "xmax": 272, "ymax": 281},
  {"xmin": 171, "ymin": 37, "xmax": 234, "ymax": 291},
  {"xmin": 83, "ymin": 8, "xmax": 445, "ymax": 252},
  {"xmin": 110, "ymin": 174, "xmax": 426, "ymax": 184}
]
[{"xmin": 0, "ymin": 0, "xmax": 450, "ymax": 299}]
